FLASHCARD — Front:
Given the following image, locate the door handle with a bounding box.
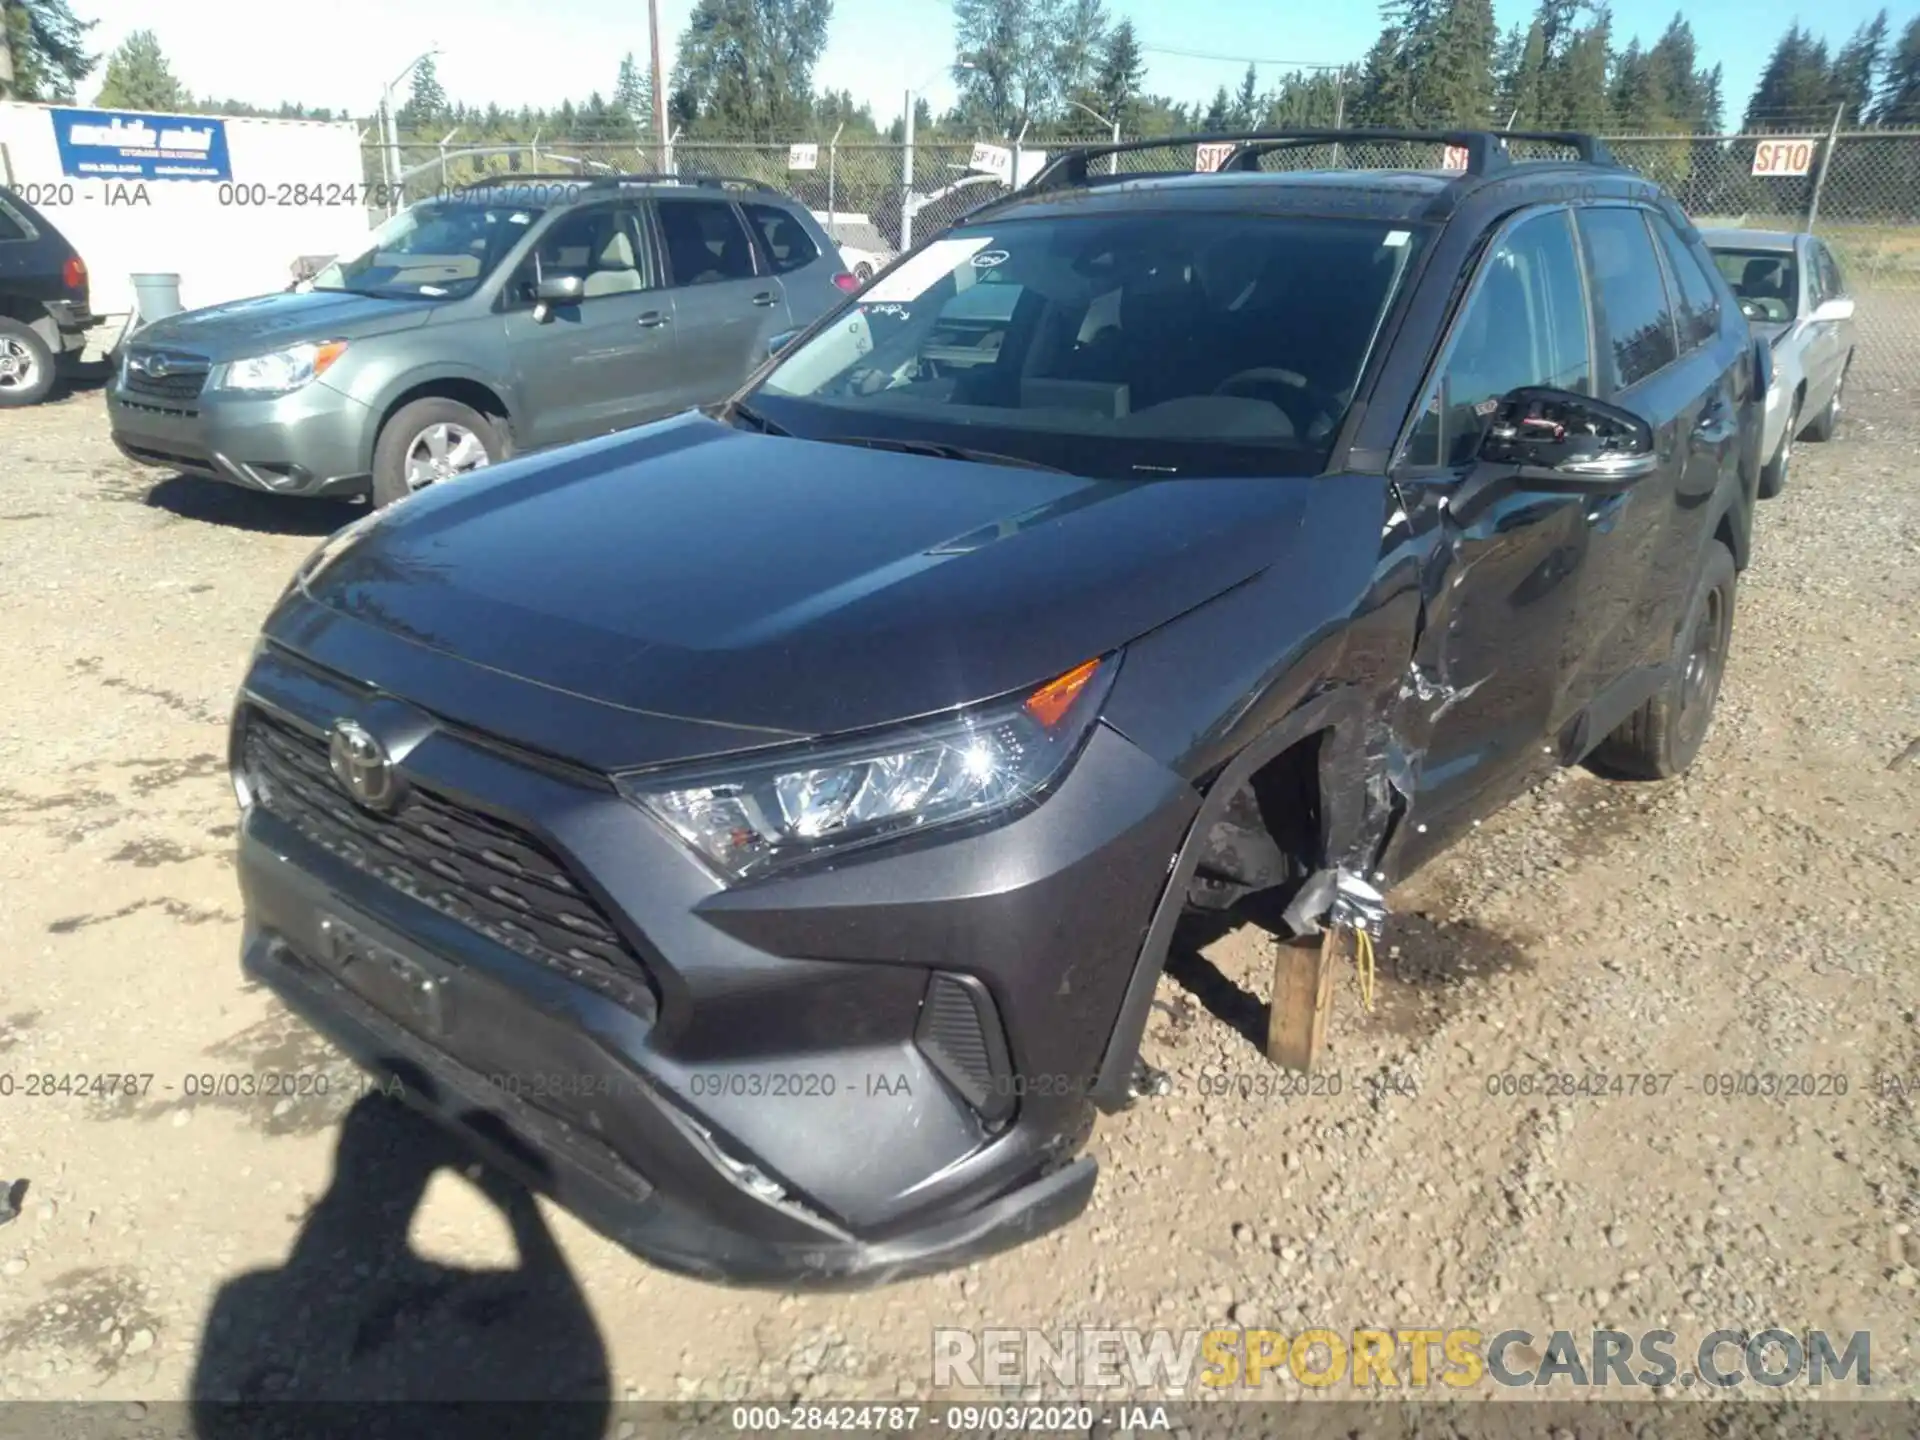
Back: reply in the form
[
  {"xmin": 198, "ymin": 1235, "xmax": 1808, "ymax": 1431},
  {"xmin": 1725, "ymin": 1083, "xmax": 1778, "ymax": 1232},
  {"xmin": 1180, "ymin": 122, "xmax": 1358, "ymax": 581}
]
[
  {"xmin": 1692, "ymin": 414, "xmax": 1736, "ymax": 445},
  {"xmin": 637, "ymin": 311, "xmax": 670, "ymax": 328},
  {"xmin": 1584, "ymin": 492, "xmax": 1629, "ymax": 531},
  {"xmin": 750, "ymin": 292, "xmax": 779, "ymax": 307}
]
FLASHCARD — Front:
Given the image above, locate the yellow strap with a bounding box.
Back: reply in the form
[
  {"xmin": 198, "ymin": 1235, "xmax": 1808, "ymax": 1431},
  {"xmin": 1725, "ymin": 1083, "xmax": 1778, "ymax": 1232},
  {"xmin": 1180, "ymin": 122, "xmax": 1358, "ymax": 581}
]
[{"xmin": 1353, "ymin": 927, "xmax": 1376, "ymax": 1012}]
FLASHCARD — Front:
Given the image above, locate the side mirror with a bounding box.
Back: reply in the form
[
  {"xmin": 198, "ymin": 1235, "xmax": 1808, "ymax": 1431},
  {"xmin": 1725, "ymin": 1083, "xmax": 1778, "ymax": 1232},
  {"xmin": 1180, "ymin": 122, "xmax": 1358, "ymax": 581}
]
[
  {"xmin": 1811, "ymin": 296, "xmax": 1854, "ymax": 323},
  {"xmin": 1479, "ymin": 387, "xmax": 1658, "ymax": 486},
  {"xmin": 765, "ymin": 328, "xmax": 801, "ymax": 360},
  {"xmin": 532, "ymin": 272, "xmax": 583, "ymax": 323}
]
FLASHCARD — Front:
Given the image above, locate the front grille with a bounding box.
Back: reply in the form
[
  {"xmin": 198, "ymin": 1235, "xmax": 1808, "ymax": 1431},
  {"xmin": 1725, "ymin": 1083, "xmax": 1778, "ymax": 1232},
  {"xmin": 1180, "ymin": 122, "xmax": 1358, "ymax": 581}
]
[
  {"xmin": 122, "ymin": 348, "xmax": 209, "ymax": 403},
  {"xmin": 241, "ymin": 707, "xmax": 655, "ymax": 1018}
]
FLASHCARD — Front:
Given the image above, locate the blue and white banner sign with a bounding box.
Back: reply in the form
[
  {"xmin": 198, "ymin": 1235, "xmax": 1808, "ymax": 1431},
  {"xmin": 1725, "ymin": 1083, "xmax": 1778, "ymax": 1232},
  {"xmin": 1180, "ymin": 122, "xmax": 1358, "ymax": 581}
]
[{"xmin": 50, "ymin": 107, "xmax": 233, "ymax": 181}]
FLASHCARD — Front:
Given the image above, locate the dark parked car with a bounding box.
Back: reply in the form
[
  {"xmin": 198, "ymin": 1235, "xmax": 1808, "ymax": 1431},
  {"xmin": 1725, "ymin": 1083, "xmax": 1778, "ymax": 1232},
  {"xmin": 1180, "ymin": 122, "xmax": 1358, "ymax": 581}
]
[
  {"xmin": 0, "ymin": 185, "xmax": 96, "ymax": 407},
  {"xmin": 107, "ymin": 174, "xmax": 857, "ymax": 507},
  {"xmin": 228, "ymin": 129, "xmax": 1766, "ymax": 1287}
]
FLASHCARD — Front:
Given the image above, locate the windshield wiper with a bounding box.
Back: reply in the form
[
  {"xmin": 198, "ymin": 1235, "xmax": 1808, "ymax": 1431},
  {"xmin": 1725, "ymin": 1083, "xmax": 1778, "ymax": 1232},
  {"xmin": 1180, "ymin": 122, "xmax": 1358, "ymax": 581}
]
[
  {"xmin": 727, "ymin": 400, "xmax": 789, "ymax": 436},
  {"xmin": 818, "ymin": 435, "xmax": 1067, "ymax": 473}
]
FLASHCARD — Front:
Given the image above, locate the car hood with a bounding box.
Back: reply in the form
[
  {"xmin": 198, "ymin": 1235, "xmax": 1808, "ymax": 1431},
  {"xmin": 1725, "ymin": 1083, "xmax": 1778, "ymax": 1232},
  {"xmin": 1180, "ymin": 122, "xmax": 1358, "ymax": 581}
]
[
  {"xmin": 132, "ymin": 290, "xmax": 436, "ymax": 357},
  {"xmin": 278, "ymin": 413, "xmax": 1330, "ymax": 751}
]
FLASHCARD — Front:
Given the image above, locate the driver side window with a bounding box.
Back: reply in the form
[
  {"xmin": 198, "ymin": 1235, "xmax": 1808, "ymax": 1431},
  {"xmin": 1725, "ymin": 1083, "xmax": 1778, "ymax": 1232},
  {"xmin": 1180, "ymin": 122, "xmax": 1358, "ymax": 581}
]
[{"xmin": 1405, "ymin": 209, "xmax": 1593, "ymax": 469}]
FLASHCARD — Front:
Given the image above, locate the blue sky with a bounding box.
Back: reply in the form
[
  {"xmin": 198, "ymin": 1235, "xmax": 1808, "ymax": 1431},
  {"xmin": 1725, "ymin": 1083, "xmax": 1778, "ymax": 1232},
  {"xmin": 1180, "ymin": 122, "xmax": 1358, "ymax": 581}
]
[{"xmin": 76, "ymin": 0, "xmax": 1894, "ymax": 131}]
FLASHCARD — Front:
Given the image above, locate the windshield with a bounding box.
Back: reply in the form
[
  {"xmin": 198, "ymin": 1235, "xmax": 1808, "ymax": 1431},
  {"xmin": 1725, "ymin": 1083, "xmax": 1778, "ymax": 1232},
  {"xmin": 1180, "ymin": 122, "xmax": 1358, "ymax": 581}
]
[
  {"xmin": 1710, "ymin": 247, "xmax": 1798, "ymax": 323},
  {"xmin": 751, "ymin": 212, "xmax": 1425, "ymax": 477},
  {"xmin": 313, "ymin": 199, "xmax": 541, "ymax": 300}
]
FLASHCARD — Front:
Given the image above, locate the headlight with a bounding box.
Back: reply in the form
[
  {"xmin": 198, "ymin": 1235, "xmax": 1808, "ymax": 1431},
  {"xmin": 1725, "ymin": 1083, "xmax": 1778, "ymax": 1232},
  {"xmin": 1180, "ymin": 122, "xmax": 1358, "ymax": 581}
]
[
  {"xmin": 219, "ymin": 339, "xmax": 348, "ymax": 394},
  {"xmin": 622, "ymin": 657, "xmax": 1117, "ymax": 882}
]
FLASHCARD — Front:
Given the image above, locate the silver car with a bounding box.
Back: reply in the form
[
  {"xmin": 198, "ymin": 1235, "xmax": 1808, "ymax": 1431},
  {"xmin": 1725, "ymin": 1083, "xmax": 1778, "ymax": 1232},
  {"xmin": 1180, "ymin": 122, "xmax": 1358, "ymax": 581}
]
[
  {"xmin": 1701, "ymin": 227, "xmax": 1857, "ymax": 497},
  {"xmin": 108, "ymin": 176, "xmax": 857, "ymax": 508}
]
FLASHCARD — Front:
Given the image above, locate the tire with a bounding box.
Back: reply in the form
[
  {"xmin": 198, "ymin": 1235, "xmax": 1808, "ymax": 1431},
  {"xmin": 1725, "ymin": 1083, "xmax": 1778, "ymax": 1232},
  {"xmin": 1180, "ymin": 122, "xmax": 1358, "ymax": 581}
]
[
  {"xmin": 0, "ymin": 317, "xmax": 58, "ymax": 408},
  {"xmin": 1591, "ymin": 540, "xmax": 1737, "ymax": 781},
  {"xmin": 371, "ymin": 397, "xmax": 504, "ymax": 509},
  {"xmin": 1757, "ymin": 396, "xmax": 1797, "ymax": 499},
  {"xmin": 1801, "ymin": 354, "xmax": 1850, "ymax": 442}
]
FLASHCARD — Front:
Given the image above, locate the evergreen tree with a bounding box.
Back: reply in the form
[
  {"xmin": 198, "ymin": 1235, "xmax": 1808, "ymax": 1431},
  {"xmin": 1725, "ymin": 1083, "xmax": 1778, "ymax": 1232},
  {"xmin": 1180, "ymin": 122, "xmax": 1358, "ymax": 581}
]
[
  {"xmin": 1230, "ymin": 63, "xmax": 1260, "ymax": 128},
  {"xmin": 1744, "ymin": 23, "xmax": 1835, "ymax": 130},
  {"xmin": 1093, "ymin": 18, "xmax": 1145, "ymax": 127},
  {"xmin": 93, "ymin": 29, "xmax": 190, "ymax": 111},
  {"xmin": 952, "ymin": 0, "xmax": 1073, "ymax": 133},
  {"xmin": 1422, "ymin": 0, "xmax": 1497, "ymax": 125},
  {"xmin": 672, "ymin": 0, "xmax": 833, "ymax": 137},
  {"xmin": 2, "ymin": 0, "xmax": 94, "ymax": 101},
  {"xmin": 1201, "ymin": 83, "xmax": 1231, "ymax": 132},
  {"xmin": 1556, "ymin": 5, "xmax": 1611, "ymax": 131},
  {"xmin": 396, "ymin": 55, "xmax": 449, "ymax": 133},
  {"xmin": 1053, "ymin": 0, "xmax": 1110, "ymax": 104},
  {"xmin": 1828, "ymin": 11, "xmax": 1888, "ymax": 124},
  {"xmin": 612, "ymin": 51, "xmax": 654, "ymax": 133},
  {"xmin": 1876, "ymin": 14, "xmax": 1920, "ymax": 125},
  {"xmin": 1351, "ymin": 26, "xmax": 1410, "ymax": 125},
  {"xmin": 1494, "ymin": 18, "xmax": 1548, "ymax": 126}
]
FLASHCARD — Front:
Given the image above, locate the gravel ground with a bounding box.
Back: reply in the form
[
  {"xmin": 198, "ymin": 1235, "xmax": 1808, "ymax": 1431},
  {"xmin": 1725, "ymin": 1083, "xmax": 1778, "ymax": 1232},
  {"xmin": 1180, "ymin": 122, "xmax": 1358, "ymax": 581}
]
[{"xmin": 0, "ymin": 374, "xmax": 1916, "ymax": 1417}]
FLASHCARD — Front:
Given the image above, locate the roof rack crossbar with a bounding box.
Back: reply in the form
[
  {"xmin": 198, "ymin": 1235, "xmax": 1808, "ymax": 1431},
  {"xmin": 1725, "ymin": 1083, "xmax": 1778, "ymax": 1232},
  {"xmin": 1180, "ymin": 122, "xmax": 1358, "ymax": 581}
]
[
  {"xmin": 453, "ymin": 171, "xmax": 779, "ymax": 195},
  {"xmin": 1023, "ymin": 126, "xmax": 1619, "ymax": 196}
]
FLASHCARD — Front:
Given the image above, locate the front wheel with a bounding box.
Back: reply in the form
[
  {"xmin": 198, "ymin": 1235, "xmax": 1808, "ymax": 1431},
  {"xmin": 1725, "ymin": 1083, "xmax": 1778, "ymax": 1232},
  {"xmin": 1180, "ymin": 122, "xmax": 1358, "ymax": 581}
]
[
  {"xmin": 371, "ymin": 398, "xmax": 503, "ymax": 508},
  {"xmin": 1591, "ymin": 540, "xmax": 1737, "ymax": 781},
  {"xmin": 0, "ymin": 318, "xmax": 57, "ymax": 408}
]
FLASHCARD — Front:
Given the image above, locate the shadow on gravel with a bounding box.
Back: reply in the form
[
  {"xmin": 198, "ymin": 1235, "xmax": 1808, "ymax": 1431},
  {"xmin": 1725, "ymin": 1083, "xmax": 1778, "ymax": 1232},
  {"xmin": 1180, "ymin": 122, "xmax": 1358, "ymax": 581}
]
[
  {"xmin": 1162, "ymin": 903, "xmax": 1536, "ymax": 1050},
  {"xmin": 189, "ymin": 1095, "xmax": 609, "ymax": 1434},
  {"xmin": 145, "ymin": 473, "xmax": 363, "ymax": 537}
]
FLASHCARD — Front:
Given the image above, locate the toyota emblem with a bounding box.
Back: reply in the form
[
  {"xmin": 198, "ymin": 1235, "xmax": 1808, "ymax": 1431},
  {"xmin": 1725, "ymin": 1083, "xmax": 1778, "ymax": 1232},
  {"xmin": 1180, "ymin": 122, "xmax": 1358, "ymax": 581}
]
[{"xmin": 328, "ymin": 719, "xmax": 401, "ymax": 811}]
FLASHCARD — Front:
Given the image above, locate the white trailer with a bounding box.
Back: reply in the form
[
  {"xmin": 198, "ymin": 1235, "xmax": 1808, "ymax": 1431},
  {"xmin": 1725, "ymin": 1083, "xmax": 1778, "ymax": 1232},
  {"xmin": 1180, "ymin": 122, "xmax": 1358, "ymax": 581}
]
[{"xmin": 0, "ymin": 102, "xmax": 373, "ymax": 356}]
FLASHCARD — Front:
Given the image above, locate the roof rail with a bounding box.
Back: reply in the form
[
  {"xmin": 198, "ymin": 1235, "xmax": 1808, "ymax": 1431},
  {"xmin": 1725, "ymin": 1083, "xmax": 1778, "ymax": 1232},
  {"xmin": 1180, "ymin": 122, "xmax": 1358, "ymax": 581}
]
[
  {"xmin": 453, "ymin": 171, "xmax": 780, "ymax": 196},
  {"xmin": 1022, "ymin": 126, "xmax": 1618, "ymax": 197},
  {"xmin": 592, "ymin": 172, "xmax": 780, "ymax": 193},
  {"xmin": 454, "ymin": 172, "xmax": 602, "ymax": 191}
]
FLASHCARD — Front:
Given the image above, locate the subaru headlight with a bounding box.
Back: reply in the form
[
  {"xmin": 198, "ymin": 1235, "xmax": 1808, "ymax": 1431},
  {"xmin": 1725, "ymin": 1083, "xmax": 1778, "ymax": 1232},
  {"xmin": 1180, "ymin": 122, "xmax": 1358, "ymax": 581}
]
[
  {"xmin": 622, "ymin": 657, "xmax": 1117, "ymax": 882},
  {"xmin": 219, "ymin": 339, "xmax": 348, "ymax": 394}
]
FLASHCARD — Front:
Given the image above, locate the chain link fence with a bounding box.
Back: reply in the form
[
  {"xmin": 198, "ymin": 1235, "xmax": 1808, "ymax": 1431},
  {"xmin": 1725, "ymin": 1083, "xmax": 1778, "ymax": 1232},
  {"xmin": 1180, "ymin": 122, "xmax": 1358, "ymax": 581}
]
[{"xmin": 365, "ymin": 127, "xmax": 1920, "ymax": 401}]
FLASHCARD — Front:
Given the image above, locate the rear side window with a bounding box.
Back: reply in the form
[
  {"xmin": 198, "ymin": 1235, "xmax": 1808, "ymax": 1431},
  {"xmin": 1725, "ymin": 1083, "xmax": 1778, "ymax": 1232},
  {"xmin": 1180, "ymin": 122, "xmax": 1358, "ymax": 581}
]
[
  {"xmin": 1649, "ymin": 217, "xmax": 1720, "ymax": 353},
  {"xmin": 657, "ymin": 198, "xmax": 757, "ymax": 286},
  {"xmin": 0, "ymin": 198, "xmax": 28, "ymax": 242},
  {"xmin": 1576, "ymin": 208, "xmax": 1678, "ymax": 390},
  {"xmin": 1406, "ymin": 209, "xmax": 1593, "ymax": 468},
  {"xmin": 742, "ymin": 203, "xmax": 819, "ymax": 275}
]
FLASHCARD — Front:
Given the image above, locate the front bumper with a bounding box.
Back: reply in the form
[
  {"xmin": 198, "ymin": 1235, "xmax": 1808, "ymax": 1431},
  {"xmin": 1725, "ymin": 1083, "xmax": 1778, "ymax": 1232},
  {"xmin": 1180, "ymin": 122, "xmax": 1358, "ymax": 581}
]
[
  {"xmin": 107, "ymin": 378, "xmax": 373, "ymax": 498},
  {"xmin": 231, "ymin": 637, "xmax": 1196, "ymax": 1286}
]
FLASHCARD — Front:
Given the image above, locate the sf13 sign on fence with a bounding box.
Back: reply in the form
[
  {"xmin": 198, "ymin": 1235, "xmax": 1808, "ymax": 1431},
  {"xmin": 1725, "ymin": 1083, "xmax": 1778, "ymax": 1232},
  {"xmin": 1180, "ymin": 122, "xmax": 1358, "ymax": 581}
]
[
  {"xmin": 1440, "ymin": 144, "xmax": 1471, "ymax": 171},
  {"xmin": 50, "ymin": 107, "xmax": 232, "ymax": 181},
  {"xmin": 969, "ymin": 142, "xmax": 1014, "ymax": 182},
  {"xmin": 1195, "ymin": 142, "xmax": 1236, "ymax": 173},
  {"xmin": 788, "ymin": 143, "xmax": 818, "ymax": 171},
  {"xmin": 1752, "ymin": 139, "xmax": 1817, "ymax": 177}
]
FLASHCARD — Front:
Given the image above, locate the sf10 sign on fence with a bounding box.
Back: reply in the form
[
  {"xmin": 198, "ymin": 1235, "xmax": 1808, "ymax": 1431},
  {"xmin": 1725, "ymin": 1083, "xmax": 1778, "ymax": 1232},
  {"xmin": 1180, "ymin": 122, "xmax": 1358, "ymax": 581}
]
[
  {"xmin": 1752, "ymin": 138, "xmax": 1817, "ymax": 177},
  {"xmin": 787, "ymin": 143, "xmax": 818, "ymax": 170},
  {"xmin": 50, "ymin": 107, "xmax": 232, "ymax": 180}
]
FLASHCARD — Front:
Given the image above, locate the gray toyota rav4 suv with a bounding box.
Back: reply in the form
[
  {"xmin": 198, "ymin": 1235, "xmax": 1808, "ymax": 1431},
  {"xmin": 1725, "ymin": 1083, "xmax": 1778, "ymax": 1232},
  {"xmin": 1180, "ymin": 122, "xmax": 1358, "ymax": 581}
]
[{"xmin": 107, "ymin": 175, "xmax": 855, "ymax": 506}]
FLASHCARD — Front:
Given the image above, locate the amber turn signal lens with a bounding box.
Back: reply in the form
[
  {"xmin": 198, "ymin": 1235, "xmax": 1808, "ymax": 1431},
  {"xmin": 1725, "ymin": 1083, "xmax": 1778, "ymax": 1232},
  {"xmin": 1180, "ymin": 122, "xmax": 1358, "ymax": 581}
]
[{"xmin": 1023, "ymin": 658, "xmax": 1103, "ymax": 730}]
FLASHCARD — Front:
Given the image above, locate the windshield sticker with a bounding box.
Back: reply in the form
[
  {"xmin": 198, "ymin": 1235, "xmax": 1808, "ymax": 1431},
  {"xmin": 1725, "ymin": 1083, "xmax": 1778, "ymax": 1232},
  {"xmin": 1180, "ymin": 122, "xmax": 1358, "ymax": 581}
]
[
  {"xmin": 970, "ymin": 249, "xmax": 1011, "ymax": 268},
  {"xmin": 1383, "ymin": 229, "xmax": 1411, "ymax": 247},
  {"xmin": 510, "ymin": 212, "xmax": 532, "ymax": 225},
  {"xmin": 863, "ymin": 302, "xmax": 911, "ymax": 320},
  {"xmin": 863, "ymin": 236, "xmax": 997, "ymax": 303},
  {"xmin": 418, "ymin": 285, "xmax": 448, "ymax": 296}
]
